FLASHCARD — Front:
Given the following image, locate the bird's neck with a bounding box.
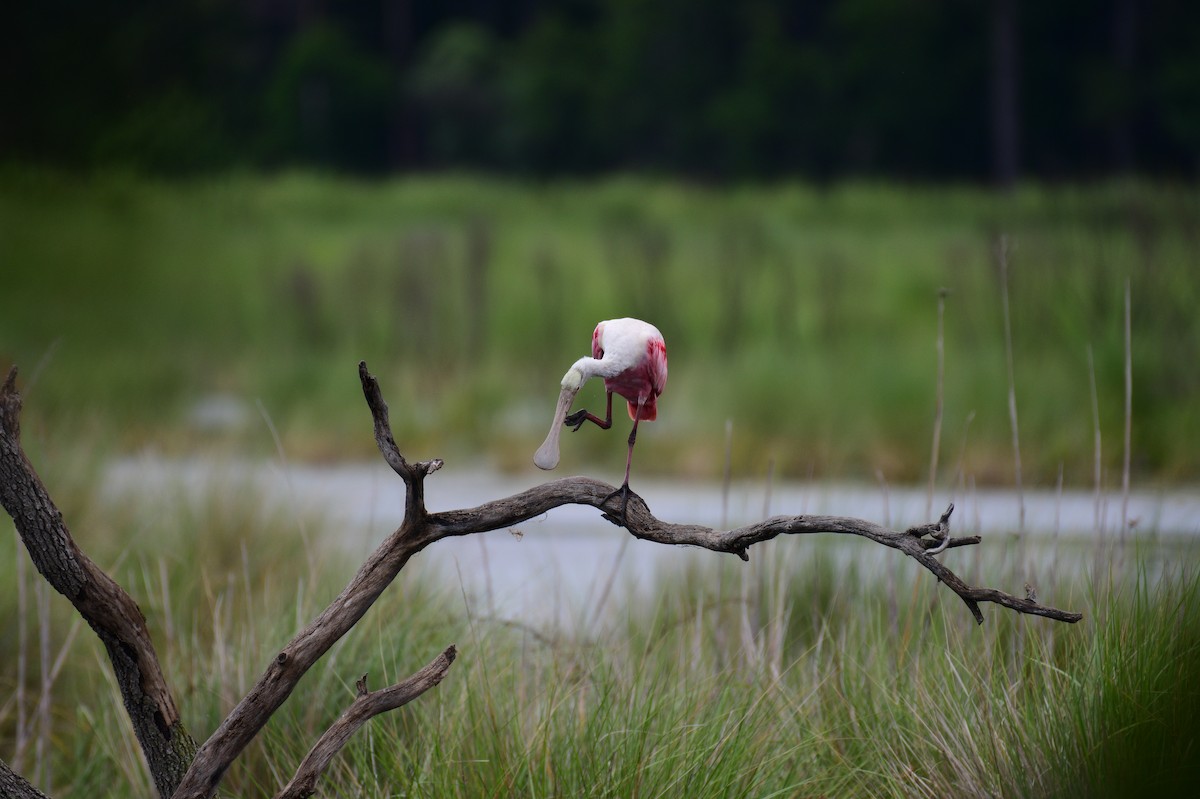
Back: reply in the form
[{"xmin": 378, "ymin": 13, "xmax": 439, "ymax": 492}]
[{"xmin": 562, "ymin": 355, "xmax": 622, "ymax": 389}]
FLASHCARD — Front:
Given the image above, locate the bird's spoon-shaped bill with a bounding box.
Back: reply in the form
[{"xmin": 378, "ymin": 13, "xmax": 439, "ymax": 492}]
[{"xmin": 534, "ymin": 383, "xmax": 580, "ymax": 470}]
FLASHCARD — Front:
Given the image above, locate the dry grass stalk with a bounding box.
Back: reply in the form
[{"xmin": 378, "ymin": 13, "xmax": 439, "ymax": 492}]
[
  {"xmin": 1121, "ymin": 279, "xmax": 1132, "ymax": 547},
  {"xmin": 928, "ymin": 288, "xmax": 948, "ymax": 518},
  {"xmin": 14, "ymin": 530, "xmax": 29, "ymax": 774},
  {"xmin": 996, "ymin": 235, "xmax": 1026, "ymax": 576}
]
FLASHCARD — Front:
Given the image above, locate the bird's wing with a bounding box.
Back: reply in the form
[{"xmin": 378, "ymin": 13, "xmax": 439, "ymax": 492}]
[
  {"xmin": 647, "ymin": 336, "xmax": 667, "ymax": 396},
  {"xmin": 591, "ymin": 322, "xmax": 606, "ymax": 359}
]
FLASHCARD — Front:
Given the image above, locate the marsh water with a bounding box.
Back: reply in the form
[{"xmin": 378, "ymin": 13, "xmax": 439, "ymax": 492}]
[{"xmin": 101, "ymin": 455, "xmax": 1200, "ymax": 625}]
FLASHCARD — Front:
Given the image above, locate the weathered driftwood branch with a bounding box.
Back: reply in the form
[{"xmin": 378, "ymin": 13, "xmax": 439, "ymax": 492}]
[
  {"xmin": 1, "ymin": 359, "xmax": 1082, "ymax": 799},
  {"xmin": 276, "ymin": 646, "xmax": 457, "ymax": 799},
  {"xmin": 0, "ymin": 759, "xmax": 50, "ymax": 799},
  {"xmin": 162, "ymin": 359, "xmax": 1087, "ymax": 796},
  {"xmin": 0, "ymin": 367, "xmax": 199, "ymax": 798},
  {"xmin": 1, "ymin": 366, "xmax": 457, "ymax": 799},
  {"xmin": 375, "ymin": 359, "xmax": 1078, "ymax": 630},
  {"xmin": 170, "ymin": 370, "xmax": 452, "ymax": 799},
  {"xmin": 426, "ymin": 483, "xmax": 1077, "ymax": 624}
]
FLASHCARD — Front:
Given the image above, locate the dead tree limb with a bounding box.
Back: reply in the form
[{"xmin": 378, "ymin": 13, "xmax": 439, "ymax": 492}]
[
  {"xmin": 2, "ymin": 359, "xmax": 1081, "ymax": 799},
  {"xmin": 0, "ymin": 367, "xmax": 199, "ymax": 798},
  {"xmin": 276, "ymin": 646, "xmax": 457, "ymax": 799},
  {"xmin": 2, "ymin": 367, "xmax": 457, "ymax": 799},
  {"xmin": 428, "ymin": 484, "xmax": 1077, "ymax": 624},
  {"xmin": 171, "ymin": 367, "xmax": 450, "ymax": 799},
  {"xmin": 0, "ymin": 759, "xmax": 50, "ymax": 799},
  {"xmin": 377, "ymin": 357, "xmax": 1081, "ymax": 633},
  {"xmin": 177, "ymin": 360, "xmax": 1083, "ymax": 796}
]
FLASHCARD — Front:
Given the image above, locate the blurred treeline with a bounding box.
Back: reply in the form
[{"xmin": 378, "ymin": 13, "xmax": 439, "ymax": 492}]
[{"xmin": 4, "ymin": 0, "xmax": 1199, "ymax": 181}]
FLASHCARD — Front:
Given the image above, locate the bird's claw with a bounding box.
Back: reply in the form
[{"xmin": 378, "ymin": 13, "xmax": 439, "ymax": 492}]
[
  {"xmin": 564, "ymin": 409, "xmax": 587, "ymax": 431},
  {"xmin": 601, "ymin": 483, "xmax": 643, "ymax": 527}
]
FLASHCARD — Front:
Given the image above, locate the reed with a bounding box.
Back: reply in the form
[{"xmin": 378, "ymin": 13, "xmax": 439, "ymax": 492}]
[{"xmin": 3, "ymin": 465, "xmax": 1196, "ymax": 798}]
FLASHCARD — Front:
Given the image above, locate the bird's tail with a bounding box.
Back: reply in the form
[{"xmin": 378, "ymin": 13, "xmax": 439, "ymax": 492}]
[{"xmin": 628, "ymin": 397, "xmax": 657, "ymax": 421}]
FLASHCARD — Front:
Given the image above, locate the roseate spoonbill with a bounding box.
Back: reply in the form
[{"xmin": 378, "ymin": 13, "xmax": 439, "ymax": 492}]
[{"xmin": 534, "ymin": 317, "xmax": 667, "ymax": 522}]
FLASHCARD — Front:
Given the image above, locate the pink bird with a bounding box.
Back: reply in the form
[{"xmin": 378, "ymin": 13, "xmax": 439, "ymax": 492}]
[{"xmin": 534, "ymin": 317, "xmax": 668, "ymax": 522}]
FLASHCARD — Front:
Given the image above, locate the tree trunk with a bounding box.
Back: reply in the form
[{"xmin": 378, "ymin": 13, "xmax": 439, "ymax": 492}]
[
  {"xmin": 0, "ymin": 369, "xmax": 199, "ymax": 799},
  {"xmin": 0, "ymin": 361, "xmax": 1082, "ymax": 799}
]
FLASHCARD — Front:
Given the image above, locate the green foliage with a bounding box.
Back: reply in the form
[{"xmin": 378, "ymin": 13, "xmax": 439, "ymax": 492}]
[
  {"xmin": 3, "ymin": 464, "xmax": 1198, "ymax": 797},
  {"xmin": 1059, "ymin": 565, "xmax": 1200, "ymax": 796},
  {"xmin": 90, "ymin": 89, "xmax": 232, "ymax": 173},
  {"xmin": 407, "ymin": 23, "xmax": 511, "ymax": 167},
  {"xmin": 5, "ymin": 1, "xmax": 1200, "ymax": 177},
  {"xmin": 264, "ymin": 23, "xmax": 394, "ymax": 170},
  {"xmin": 3, "ymin": 174, "xmax": 1197, "ymax": 482}
]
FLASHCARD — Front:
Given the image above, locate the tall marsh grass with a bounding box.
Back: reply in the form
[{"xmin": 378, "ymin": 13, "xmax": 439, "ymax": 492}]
[
  {"xmin": 2, "ymin": 172, "xmax": 1197, "ymax": 482},
  {"xmin": 2, "ymin": 463, "xmax": 1197, "ymax": 798}
]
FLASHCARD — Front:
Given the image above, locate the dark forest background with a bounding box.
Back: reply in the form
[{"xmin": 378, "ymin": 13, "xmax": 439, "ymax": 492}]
[{"xmin": 4, "ymin": 0, "xmax": 1199, "ymax": 183}]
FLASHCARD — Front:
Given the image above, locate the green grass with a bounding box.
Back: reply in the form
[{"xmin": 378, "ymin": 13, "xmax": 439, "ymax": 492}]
[
  {"xmin": 2, "ymin": 462, "xmax": 1198, "ymax": 798},
  {"xmin": 2, "ymin": 171, "xmax": 1198, "ymax": 483},
  {"xmin": 4, "ymin": 172, "xmax": 1197, "ymax": 796}
]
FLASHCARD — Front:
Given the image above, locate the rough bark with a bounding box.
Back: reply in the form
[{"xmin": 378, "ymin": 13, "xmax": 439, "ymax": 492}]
[
  {"xmin": 186, "ymin": 360, "xmax": 1083, "ymax": 799},
  {"xmin": 2, "ymin": 360, "xmax": 1082, "ymax": 799},
  {"xmin": 170, "ymin": 365, "xmax": 448, "ymax": 798},
  {"xmin": 0, "ymin": 759, "xmax": 50, "ymax": 799},
  {"xmin": 276, "ymin": 646, "xmax": 457, "ymax": 799},
  {"xmin": 428, "ymin": 483, "xmax": 1079, "ymax": 624},
  {"xmin": 0, "ymin": 367, "xmax": 199, "ymax": 798}
]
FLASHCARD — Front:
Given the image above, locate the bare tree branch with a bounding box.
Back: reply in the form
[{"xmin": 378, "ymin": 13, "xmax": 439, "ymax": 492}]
[
  {"xmin": 0, "ymin": 367, "xmax": 199, "ymax": 798},
  {"xmin": 2, "ymin": 358, "xmax": 1082, "ymax": 799},
  {"xmin": 396, "ymin": 358, "xmax": 1077, "ymax": 627},
  {"xmin": 275, "ymin": 646, "xmax": 457, "ymax": 799},
  {"xmin": 172, "ymin": 524, "xmax": 431, "ymax": 798},
  {"xmin": 427, "ymin": 482, "xmax": 1078, "ymax": 624},
  {"xmin": 182, "ymin": 361, "xmax": 1079, "ymax": 798},
  {"xmin": 2, "ymin": 363, "xmax": 459, "ymax": 799},
  {"xmin": 0, "ymin": 758, "xmax": 50, "ymax": 799},
  {"xmin": 171, "ymin": 366, "xmax": 451, "ymax": 799}
]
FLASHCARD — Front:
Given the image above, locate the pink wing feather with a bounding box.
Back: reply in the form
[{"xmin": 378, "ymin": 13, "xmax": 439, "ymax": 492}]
[
  {"xmin": 623, "ymin": 335, "xmax": 666, "ymax": 421},
  {"xmin": 647, "ymin": 336, "xmax": 667, "ymax": 396},
  {"xmin": 591, "ymin": 322, "xmax": 605, "ymax": 359}
]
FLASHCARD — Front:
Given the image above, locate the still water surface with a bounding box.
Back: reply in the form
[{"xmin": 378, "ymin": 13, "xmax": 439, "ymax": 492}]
[{"xmin": 104, "ymin": 456, "xmax": 1200, "ymax": 624}]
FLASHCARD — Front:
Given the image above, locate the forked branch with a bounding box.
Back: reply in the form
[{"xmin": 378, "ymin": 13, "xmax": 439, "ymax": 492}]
[
  {"xmin": 187, "ymin": 363, "xmax": 1080, "ymax": 794},
  {"xmin": 276, "ymin": 646, "xmax": 457, "ymax": 799},
  {"xmin": 1, "ymin": 359, "xmax": 1082, "ymax": 799},
  {"xmin": 2, "ymin": 366, "xmax": 457, "ymax": 799},
  {"xmin": 364, "ymin": 361, "xmax": 1076, "ymax": 625},
  {"xmin": 426, "ymin": 482, "xmax": 1078, "ymax": 624}
]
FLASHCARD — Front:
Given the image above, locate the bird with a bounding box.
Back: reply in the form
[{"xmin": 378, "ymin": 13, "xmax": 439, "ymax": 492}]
[{"xmin": 534, "ymin": 318, "xmax": 667, "ymax": 524}]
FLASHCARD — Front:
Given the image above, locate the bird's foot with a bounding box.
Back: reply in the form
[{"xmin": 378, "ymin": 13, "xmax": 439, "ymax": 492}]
[
  {"xmin": 601, "ymin": 482, "xmax": 644, "ymax": 527},
  {"xmin": 564, "ymin": 408, "xmax": 612, "ymax": 432}
]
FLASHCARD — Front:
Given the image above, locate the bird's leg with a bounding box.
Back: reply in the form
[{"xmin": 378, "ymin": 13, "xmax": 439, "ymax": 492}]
[
  {"xmin": 565, "ymin": 391, "xmax": 613, "ymax": 432},
  {"xmin": 603, "ymin": 398, "xmax": 644, "ymax": 526}
]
